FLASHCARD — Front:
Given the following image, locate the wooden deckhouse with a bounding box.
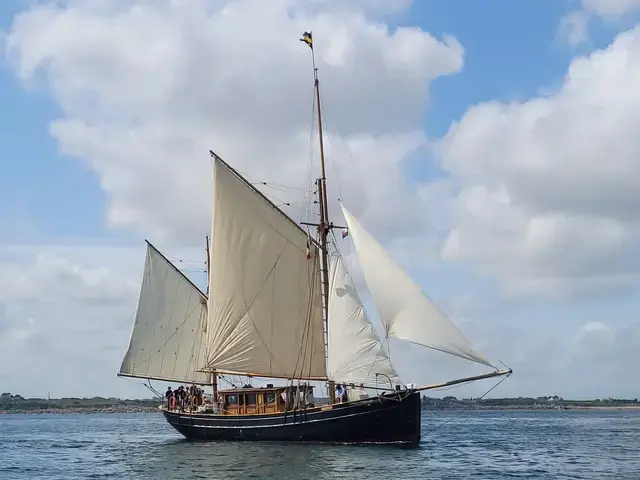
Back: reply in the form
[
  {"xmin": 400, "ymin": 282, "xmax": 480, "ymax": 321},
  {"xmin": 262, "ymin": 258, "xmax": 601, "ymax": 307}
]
[{"xmin": 217, "ymin": 384, "xmax": 316, "ymax": 416}]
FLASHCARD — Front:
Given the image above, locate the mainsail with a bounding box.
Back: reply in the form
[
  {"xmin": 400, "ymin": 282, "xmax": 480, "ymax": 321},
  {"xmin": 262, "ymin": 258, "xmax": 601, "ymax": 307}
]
[
  {"xmin": 340, "ymin": 204, "xmax": 494, "ymax": 369},
  {"xmin": 327, "ymin": 252, "xmax": 400, "ymax": 386},
  {"xmin": 203, "ymin": 156, "xmax": 327, "ymax": 380},
  {"xmin": 119, "ymin": 242, "xmax": 210, "ymax": 384}
]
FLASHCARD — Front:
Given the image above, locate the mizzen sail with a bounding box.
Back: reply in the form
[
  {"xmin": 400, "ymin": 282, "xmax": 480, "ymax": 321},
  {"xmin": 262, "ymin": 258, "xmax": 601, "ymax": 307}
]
[
  {"xmin": 204, "ymin": 156, "xmax": 326, "ymax": 380},
  {"xmin": 340, "ymin": 204, "xmax": 494, "ymax": 369},
  {"xmin": 119, "ymin": 242, "xmax": 210, "ymax": 384},
  {"xmin": 327, "ymin": 252, "xmax": 400, "ymax": 386}
]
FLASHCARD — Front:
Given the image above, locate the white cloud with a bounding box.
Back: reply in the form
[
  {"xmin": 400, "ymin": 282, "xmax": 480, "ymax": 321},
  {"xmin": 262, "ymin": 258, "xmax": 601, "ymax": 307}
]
[
  {"xmin": 558, "ymin": 0, "xmax": 640, "ymax": 45},
  {"xmin": 0, "ymin": 242, "xmax": 635, "ymax": 399},
  {"xmin": 580, "ymin": 0, "xmax": 640, "ymax": 19},
  {"xmin": 0, "ymin": 245, "xmax": 140, "ymax": 397},
  {"xmin": 557, "ymin": 9, "xmax": 591, "ymax": 46},
  {"xmin": 437, "ymin": 26, "xmax": 640, "ymax": 297},
  {"xmin": 0, "ymin": 242, "xmax": 209, "ymax": 398},
  {"xmin": 5, "ymin": 0, "xmax": 462, "ymax": 247}
]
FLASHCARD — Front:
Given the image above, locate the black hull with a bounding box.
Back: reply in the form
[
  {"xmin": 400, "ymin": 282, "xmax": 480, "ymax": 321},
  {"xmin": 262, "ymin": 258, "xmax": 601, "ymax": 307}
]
[{"xmin": 162, "ymin": 391, "xmax": 421, "ymax": 447}]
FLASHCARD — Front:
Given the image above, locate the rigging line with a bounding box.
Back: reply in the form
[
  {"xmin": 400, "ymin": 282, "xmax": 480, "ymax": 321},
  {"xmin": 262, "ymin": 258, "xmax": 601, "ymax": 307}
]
[
  {"xmin": 165, "ymin": 257, "xmax": 205, "ymax": 264},
  {"xmin": 143, "ymin": 258, "xmax": 171, "ymax": 374},
  {"xmin": 227, "ymin": 166, "xmax": 310, "ymax": 219},
  {"xmin": 221, "ymin": 248, "xmax": 286, "ymax": 371},
  {"xmin": 181, "ymin": 291, "xmax": 206, "ymax": 381},
  {"xmin": 428, "ymin": 382, "xmax": 476, "ymax": 393},
  {"xmin": 158, "ymin": 275, "xmax": 183, "ymax": 377},
  {"xmin": 255, "ymin": 189, "xmax": 295, "ymax": 207},
  {"xmin": 329, "ymin": 216, "xmax": 356, "ymax": 315},
  {"xmin": 218, "ymin": 375, "xmax": 237, "ymax": 388},
  {"xmin": 302, "ymin": 250, "xmax": 320, "ymax": 383},
  {"xmin": 251, "ymin": 181, "xmax": 312, "ymax": 194},
  {"xmin": 281, "ymin": 200, "xmax": 318, "ymax": 207},
  {"xmin": 290, "ymin": 247, "xmax": 319, "ymax": 381},
  {"xmin": 419, "ymin": 373, "xmax": 512, "ymax": 440},
  {"xmin": 319, "ymin": 95, "xmax": 405, "ymax": 262},
  {"xmin": 238, "ymin": 184, "xmax": 319, "ymax": 253},
  {"xmin": 209, "ymin": 224, "xmax": 317, "ymax": 378},
  {"xmin": 327, "ymin": 237, "xmax": 399, "ymax": 385},
  {"xmin": 141, "ymin": 381, "xmax": 163, "ymax": 399},
  {"xmin": 298, "ymin": 78, "xmax": 319, "ymax": 226},
  {"xmin": 317, "ymin": 97, "xmax": 345, "ymax": 206},
  {"xmin": 132, "ymin": 301, "xmax": 202, "ymax": 371},
  {"xmin": 329, "ymin": 231, "xmax": 396, "ymax": 373}
]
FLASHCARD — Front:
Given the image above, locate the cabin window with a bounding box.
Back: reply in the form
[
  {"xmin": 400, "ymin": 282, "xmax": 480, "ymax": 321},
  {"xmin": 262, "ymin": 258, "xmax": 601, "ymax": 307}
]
[
  {"xmin": 264, "ymin": 392, "xmax": 276, "ymax": 404},
  {"xmin": 225, "ymin": 394, "xmax": 238, "ymax": 406},
  {"xmin": 239, "ymin": 394, "xmax": 246, "ymax": 406},
  {"xmin": 246, "ymin": 393, "xmax": 257, "ymax": 405}
]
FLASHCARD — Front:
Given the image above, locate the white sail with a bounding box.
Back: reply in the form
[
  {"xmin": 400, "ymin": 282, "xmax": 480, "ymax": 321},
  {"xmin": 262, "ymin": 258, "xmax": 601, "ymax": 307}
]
[
  {"xmin": 204, "ymin": 156, "xmax": 326, "ymax": 380},
  {"xmin": 327, "ymin": 252, "xmax": 400, "ymax": 386},
  {"xmin": 119, "ymin": 243, "xmax": 210, "ymax": 384},
  {"xmin": 340, "ymin": 204, "xmax": 494, "ymax": 369}
]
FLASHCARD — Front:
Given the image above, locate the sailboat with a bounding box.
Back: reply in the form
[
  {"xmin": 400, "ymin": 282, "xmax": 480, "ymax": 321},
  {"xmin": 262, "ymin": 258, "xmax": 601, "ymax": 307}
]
[{"xmin": 117, "ymin": 32, "xmax": 512, "ymax": 447}]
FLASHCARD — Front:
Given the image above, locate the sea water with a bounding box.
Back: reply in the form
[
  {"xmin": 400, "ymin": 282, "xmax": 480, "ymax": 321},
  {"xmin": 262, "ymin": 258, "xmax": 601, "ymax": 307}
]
[{"xmin": 1, "ymin": 410, "xmax": 638, "ymax": 479}]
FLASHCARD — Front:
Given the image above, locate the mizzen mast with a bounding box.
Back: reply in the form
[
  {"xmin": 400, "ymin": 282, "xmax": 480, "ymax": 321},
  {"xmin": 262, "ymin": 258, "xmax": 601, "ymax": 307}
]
[{"xmin": 300, "ymin": 31, "xmax": 335, "ymax": 402}]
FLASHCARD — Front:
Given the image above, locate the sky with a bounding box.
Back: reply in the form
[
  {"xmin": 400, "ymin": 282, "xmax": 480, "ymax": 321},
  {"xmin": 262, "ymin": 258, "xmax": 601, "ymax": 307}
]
[{"xmin": 1, "ymin": 0, "xmax": 639, "ymax": 400}]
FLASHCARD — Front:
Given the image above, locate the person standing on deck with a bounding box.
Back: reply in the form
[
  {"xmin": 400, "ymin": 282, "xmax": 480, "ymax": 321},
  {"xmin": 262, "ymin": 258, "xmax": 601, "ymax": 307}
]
[
  {"xmin": 336, "ymin": 384, "xmax": 344, "ymax": 403},
  {"xmin": 175, "ymin": 386, "xmax": 183, "ymax": 411},
  {"xmin": 165, "ymin": 387, "xmax": 173, "ymax": 410}
]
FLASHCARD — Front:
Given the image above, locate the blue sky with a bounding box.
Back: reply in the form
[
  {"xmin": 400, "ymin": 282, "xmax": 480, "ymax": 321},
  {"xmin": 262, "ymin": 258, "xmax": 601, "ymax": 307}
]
[
  {"xmin": 1, "ymin": 1, "xmax": 108, "ymax": 242},
  {"xmin": 1, "ymin": 0, "xmax": 639, "ymax": 399}
]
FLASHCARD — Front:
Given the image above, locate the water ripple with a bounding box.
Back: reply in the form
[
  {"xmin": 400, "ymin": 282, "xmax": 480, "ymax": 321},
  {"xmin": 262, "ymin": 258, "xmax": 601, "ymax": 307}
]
[{"xmin": 1, "ymin": 410, "xmax": 639, "ymax": 479}]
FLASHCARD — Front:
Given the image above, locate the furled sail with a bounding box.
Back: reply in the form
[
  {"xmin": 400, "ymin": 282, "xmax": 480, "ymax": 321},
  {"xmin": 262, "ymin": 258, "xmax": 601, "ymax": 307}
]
[
  {"xmin": 119, "ymin": 242, "xmax": 210, "ymax": 384},
  {"xmin": 327, "ymin": 252, "xmax": 400, "ymax": 386},
  {"xmin": 204, "ymin": 156, "xmax": 326, "ymax": 380},
  {"xmin": 340, "ymin": 204, "xmax": 495, "ymax": 369}
]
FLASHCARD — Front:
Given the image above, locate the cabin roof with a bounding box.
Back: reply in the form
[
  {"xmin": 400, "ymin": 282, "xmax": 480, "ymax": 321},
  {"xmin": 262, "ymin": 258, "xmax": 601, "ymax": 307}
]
[{"xmin": 220, "ymin": 385, "xmax": 314, "ymax": 395}]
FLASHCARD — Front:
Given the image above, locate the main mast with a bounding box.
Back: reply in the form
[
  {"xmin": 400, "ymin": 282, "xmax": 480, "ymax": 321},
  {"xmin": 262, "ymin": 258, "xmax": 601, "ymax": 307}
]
[{"xmin": 301, "ymin": 31, "xmax": 335, "ymax": 402}]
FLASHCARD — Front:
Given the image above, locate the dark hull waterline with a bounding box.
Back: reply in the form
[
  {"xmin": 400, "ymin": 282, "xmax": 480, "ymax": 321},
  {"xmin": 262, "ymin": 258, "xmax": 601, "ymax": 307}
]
[{"xmin": 162, "ymin": 391, "xmax": 421, "ymax": 447}]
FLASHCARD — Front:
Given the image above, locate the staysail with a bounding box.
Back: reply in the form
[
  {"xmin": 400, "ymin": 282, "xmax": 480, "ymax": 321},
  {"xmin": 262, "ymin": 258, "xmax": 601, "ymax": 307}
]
[
  {"xmin": 204, "ymin": 156, "xmax": 327, "ymax": 380},
  {"xmin": 327, "ymin": 252, "xmax": 400, "ymax": 386},
  {"xmin": 340, "ymin": 204, "xmax": 494, "ymax": 369},
  {"xmin": 119, "ymin": 242, "xmax": 210, "ymax": 384}
]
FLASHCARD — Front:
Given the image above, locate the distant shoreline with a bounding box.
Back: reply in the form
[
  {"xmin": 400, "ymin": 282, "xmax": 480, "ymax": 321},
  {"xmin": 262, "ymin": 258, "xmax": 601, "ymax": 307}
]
[
  {"xmin": 2, "ymin": 392, "xmax": 639, "ymax": 415},
  {"xmin": 2, "ymin": 405, "xmax": 640, "ymax": 415},
  {"xmin": 0, "ymin": 405, "xmax": 161, "ymax": 415},
  {"xmin": 423, "ymin": 405, "xmax": 640, "ymax": 412}
]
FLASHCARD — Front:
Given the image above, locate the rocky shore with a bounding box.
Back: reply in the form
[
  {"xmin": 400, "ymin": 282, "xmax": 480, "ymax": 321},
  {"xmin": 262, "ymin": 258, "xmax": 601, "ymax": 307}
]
[
  {"xmin": 423, "ymin": 405, "xmax": 640, "ymax": 411},
  {"xmin": 0, "ymin": 405, "xmax": 161, "ymax": 415}
]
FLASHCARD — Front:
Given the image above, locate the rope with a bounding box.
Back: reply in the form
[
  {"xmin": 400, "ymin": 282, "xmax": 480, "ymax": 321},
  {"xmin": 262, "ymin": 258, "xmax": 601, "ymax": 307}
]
[
  {"xmin": 419, "ymin": 373, "xmax": 512, "ymax": 439},
  {"xmin": 141, "ymin": 380, "xmax": 163, "ymax": 399}
]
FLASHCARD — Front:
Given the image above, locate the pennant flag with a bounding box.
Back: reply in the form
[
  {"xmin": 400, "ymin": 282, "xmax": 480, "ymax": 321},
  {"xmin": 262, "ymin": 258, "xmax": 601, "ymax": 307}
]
[
  {"xmin": 341, "ymin": 228, "xmax": 349, "ymax": 239},
  {"xmin": 300, "ymin": 31, "xmax": 313, "ymax": 49},
  {"xmin": 306, "ymin": 239, "xmax": 312, "ymax": 259}
]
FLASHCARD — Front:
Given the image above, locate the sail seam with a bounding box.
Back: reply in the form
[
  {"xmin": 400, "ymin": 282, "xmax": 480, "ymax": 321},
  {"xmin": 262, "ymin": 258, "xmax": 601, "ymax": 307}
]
[
  {"xmin": 132, "ymin": 302, "xmax": 201, "ymax": 371},
  {"xmin": 212, "ymin": 151, "xmax": 321, "ymax": 248},
  {"xmin": 146, "ymin": 240, "xmax": 207, "ymax": 299},
  {"xmin": 160, "ymin": 268, "xmax": 182, "ymax": 378},
  {"xmin": 330, "ymin": 248, "xmax": 400, "ymax": 379},
  {"xmin": 143, "ymin": 251, "xmax": 169, "ymax": 376},
  {"xmin": 209, "ymin": 248, "xmax": 286, "ymax": 374}
]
